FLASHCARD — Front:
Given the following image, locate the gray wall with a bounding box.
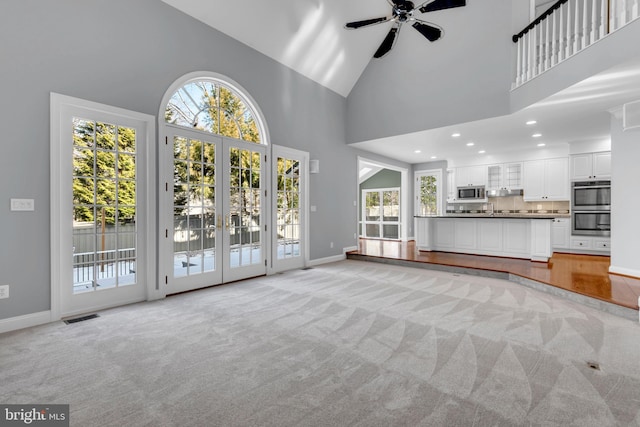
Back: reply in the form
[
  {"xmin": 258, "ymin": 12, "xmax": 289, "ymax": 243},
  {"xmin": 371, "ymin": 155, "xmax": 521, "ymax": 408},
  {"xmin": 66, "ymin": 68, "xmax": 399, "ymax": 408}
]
[
  {"xmin": 346, "ymin": 0, "xmax": 526, "ymax": 144},
  {"xmin": 610, "ymin": 114, "xmax": 640, "ymax": 277},
  {"xmin": 0, "ymin": 0, "xmax": 369, "ymax": 320}
]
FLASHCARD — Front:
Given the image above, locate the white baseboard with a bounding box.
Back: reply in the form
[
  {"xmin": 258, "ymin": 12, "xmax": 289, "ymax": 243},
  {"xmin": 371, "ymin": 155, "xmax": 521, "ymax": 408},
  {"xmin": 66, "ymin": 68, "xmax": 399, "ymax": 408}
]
[
  {"xmin": 0, "ymin": 311, "xmax": 53, "ymax": 334},
  {"xmin": 609, "ymin": 265, "xmax": 640, "ymax": 279},
  {"xmin": 343, "ymin": 246, "xmax": 358, "ymax": 253},
  {"xmin": 307, "ymin": 253, "xmax": 346, "ymax": 267}
]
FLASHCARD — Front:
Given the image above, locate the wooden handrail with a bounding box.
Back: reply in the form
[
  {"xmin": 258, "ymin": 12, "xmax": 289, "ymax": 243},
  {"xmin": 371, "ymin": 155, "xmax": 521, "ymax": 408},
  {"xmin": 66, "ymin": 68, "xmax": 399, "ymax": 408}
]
[{"xmin": 512, "ymin": 0, "xmax": 569, "ymax": 42}]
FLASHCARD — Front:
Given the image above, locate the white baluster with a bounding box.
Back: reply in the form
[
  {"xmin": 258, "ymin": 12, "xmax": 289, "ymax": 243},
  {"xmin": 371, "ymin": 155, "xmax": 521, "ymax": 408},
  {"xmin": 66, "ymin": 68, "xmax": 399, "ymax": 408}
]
[
  {"xmin": 610, "ymin": 0, "xmax": 617, "ymax": 31},
  {"xmin": 543, "ymin": 18, "xmax": 549, "ymax": 71},
  {"xmin": 600, "ymin": 0, "xmax": 608, "ymax": 37},
  {"xmin": 566, "ymin": 0, "xmax": 573, "ymax": 56},
  {"xmin": 621, "ymin": 0, "xmax": 628, "ymax": 27},
  {"xmin": 551, "ymin": 10, "xmax": 558, "ymax": 66},
  {"xmin": 516, "ymin": 38, "xmax": 522, "ymax": 87},
  {"xmin": 632, "ymin": 0, "xmax": 639, "ymax": 19},
  {"xmin": 583, "ymin": 0, "xmax": 589, "ymax": 47},
  {"xmin": 591, "ymin": 0, "xmax": 598, "ymax": 43},
  {"xmin": 528, "ymin": 30, "xmax": 535, "ymax": 80},
  {"xmin": 559, "ymin": 3, "xmax": 566, "ymax": 61},
  {"xmin": 574, "ymin": 0, "xmax": 581, "ymax": 53}
]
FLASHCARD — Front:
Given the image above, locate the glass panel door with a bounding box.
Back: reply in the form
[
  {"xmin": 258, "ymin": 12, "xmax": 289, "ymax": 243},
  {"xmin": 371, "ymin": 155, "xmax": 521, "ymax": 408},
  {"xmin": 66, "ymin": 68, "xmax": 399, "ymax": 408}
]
[
  {"xmin": 72, "ymin": 119, "xmax": 138, "ymax": 292},
  {"xmin": 272, "ymin": 146, "xmax": 307, "ymax": 272},
  {"xmin": 223, "ymin": 140, "xmax": 266, "ymax": 282},
  {"xmin": 163, "ymin": 128, "xmax": 266, "ymax": 293},
  {"xmin": 54, "ymin": 94, "xmax": 151, "ymax": 319},
  {"xmin": 362, "ymin": 189, "xmax": 400, "ymax": 240},
  {"xmin": 169, "ymin": 131, "xmax": 222, "ymax": 293}
]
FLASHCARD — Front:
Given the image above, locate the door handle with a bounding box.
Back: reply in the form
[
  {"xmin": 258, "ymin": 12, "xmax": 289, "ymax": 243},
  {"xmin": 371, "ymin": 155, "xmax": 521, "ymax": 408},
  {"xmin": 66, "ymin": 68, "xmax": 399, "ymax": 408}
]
[
  {"xmin": 217, "ymin": 215, "xmax": 222, "ymax": 230},
  {"xmin": 225, "ymin": 214, "xmax": 230, "ymax": 230}
]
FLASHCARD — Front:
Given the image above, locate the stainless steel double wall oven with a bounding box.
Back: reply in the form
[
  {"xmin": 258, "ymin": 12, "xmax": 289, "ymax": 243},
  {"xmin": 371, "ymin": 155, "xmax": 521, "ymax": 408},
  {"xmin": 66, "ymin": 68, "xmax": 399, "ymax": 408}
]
[{"xmin": 571, "ymin": 180, "xmax": 611, "ymax": 236}]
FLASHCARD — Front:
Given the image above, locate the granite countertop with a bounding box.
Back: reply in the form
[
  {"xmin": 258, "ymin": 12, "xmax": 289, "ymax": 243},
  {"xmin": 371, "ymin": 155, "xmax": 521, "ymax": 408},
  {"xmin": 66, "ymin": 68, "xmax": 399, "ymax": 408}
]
[{"xmin": 415, "ymin": 214, "xmax": 570, "ymax": 219}]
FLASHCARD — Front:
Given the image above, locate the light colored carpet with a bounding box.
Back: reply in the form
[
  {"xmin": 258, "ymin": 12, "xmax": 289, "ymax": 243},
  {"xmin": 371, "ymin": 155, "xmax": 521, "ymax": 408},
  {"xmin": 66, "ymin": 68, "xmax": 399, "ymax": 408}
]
[{"xmin": 1, "ymin": 260, "xmax": 640, "ymax": 426}]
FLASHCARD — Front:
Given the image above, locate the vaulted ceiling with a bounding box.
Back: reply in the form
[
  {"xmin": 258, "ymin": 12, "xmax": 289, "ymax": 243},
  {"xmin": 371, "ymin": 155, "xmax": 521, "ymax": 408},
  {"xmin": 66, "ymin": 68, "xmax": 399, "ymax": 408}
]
[{"xmin": 162, "ymin": 0, "xmax": 640, "ymax": 164}]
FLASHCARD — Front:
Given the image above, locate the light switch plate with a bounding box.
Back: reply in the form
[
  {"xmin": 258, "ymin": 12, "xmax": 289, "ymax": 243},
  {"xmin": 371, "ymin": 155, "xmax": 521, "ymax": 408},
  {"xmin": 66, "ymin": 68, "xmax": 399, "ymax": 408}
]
[
  {"xmin": 0, "ymin": 285, "xmax": 8, "ymax": 299},
  {"xmin": 11, "ymin": 199, "xmax": 34, "ymax": 211}
]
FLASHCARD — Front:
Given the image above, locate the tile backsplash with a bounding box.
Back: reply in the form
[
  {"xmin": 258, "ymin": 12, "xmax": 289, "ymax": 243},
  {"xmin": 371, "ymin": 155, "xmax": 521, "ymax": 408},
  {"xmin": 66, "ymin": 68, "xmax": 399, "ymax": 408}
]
[{"xmin": 447, "ymin": 196, "xmax": 570, "ymax": 214}]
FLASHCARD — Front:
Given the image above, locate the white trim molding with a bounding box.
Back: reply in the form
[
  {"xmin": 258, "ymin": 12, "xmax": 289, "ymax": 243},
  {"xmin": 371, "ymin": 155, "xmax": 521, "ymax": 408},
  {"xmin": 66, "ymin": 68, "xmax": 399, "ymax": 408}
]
[
  {"xmin": 609, "ymin": 265, "xmax": 640, "ymax": 279},
  {"xmin": 0, "ymin": 311, "xmax": 52, "ymax": 335}
]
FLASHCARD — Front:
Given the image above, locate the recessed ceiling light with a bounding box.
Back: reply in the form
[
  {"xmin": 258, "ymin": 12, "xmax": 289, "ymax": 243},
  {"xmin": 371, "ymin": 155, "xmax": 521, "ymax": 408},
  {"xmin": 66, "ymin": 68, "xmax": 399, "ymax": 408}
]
[
  {"xmin": 430, "ymin": 156, "xmax": 437, "ymax": 159},
  {"xmin": 478, "ymin": 150, "xmax": 486, "ymax": 154},
  {"xmin": 537, "ymin": 143, "xmax": 546, "ymax": 147},
  {"xmin": 451, "ymin": 133, "xmax": 461, "ymax": 138},
  {"xmin": 532, "ymin": 133, "xmax": 542, "ymax": 138},
  {"xmin": 466, "ymin": 142, "xmax": 475, "ymax": 147},
  {"xmin": 414, "ymin": 150, "xmax": 422, "ymax": 153},
  {"xmin": 526, "ymin": 120, "xmax": 537, "ymax": 125}
]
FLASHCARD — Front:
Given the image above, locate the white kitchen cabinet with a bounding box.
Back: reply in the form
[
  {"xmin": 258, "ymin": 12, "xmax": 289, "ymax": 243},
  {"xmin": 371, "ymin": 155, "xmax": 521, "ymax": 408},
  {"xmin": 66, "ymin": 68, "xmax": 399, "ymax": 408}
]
[
  {"xmin": 454, "ymin": 219, "xmax": 477, "ymax": 249},
  {"xmin": 551, "ymin": 218, "xmax": 570, "ymax": 250},
  {"xmin": 414, "ymin": 217, "xmax": 552, "ymax": 261},
  {"xmin": 455, "ymin": 165, "xmax": 487, "ymax": 188},
  {"xmin": 523, "ymin": 158, "xmax": 569, "ymax": 201},
  {"xmin": 570, "ymin": 152, "xmax": 611, "ymax": 180},
  {"xmin": 570, "ymin": 236, "xmax": 611, "ymax": 253},
  {"xmin": 487, "ymin": 163, "xmax": 523, "ymax": 191},
  {"xmin": 477, "ymin": 219, "xmax": 503, "ymax": 252},
  {"xmin": 434, "ymin": 219, "xmax": 455, "ymax": 249},
  {"xmin": 503, "ymin": 220, "xmax": 530, "ymax": 256}
]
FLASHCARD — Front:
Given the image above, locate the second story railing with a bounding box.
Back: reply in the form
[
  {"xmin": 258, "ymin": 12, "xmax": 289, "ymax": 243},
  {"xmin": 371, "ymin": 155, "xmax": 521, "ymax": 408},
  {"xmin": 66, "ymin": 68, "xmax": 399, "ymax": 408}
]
[{"xmin": 512, "ymin": 0, "xmax": 640, "ymax": 88}]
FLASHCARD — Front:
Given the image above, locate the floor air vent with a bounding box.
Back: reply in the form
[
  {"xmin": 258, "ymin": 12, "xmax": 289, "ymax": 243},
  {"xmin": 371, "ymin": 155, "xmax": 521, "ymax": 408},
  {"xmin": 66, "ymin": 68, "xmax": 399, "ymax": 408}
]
[{"xmin": 64, "ymin": 314, "xmax": 99, "ymax": 324}]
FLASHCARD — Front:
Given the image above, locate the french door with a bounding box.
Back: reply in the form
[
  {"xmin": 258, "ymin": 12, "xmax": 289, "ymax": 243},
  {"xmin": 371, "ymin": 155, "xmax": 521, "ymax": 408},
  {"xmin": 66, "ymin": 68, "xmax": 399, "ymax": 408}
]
[
  {"xmin": 271, "ymin": 146, "xmax": 308, "ymax": 272},
  {"xmin": 161, "ymin": 126, "xmax": 267, "ymax": 294},
  {"xmin": 51, "ymin": 93, "xmax": 154, "ymax": 318},
  {"xmin": 361, "ymin": 188, "xmax": 401, "ymax": 239}
]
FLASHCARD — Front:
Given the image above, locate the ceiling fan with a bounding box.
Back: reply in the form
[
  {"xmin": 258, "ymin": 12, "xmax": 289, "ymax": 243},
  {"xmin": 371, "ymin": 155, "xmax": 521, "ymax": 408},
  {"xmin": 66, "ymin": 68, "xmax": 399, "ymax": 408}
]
[{"xmin": 345, "ymin": 0, "xmax": 466, "ymax": 58}]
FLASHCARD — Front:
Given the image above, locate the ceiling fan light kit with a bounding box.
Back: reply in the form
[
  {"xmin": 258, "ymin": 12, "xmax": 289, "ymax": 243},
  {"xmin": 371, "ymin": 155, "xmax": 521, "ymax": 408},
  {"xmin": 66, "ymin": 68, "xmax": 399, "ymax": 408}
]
[{"xmin": 345, "ymin": 0, "xmax": 466, "ymax": 58}]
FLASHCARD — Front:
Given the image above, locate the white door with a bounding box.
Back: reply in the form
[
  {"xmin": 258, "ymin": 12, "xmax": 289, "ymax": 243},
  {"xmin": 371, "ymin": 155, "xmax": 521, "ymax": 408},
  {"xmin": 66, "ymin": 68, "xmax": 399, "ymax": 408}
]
[
  {"xmin": 415, "ymin": 169, "xmax": 443, "ymax": 216},
  {"xmin": 272, "ymin": 146, "xmax": 308, "ymax": 272},
  {"xmin": 161, "ymin": 126, "xmax": 267, "ymax": 294},
  {"xmin": 52, "ymin": 94, "xmax": 154, "ymax": 318}
]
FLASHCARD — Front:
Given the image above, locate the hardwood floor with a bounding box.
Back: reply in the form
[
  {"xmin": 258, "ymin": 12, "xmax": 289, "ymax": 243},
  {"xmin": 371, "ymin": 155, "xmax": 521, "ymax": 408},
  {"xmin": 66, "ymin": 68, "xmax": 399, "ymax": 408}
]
[{"xmin": 348, "ymin": 239, "xmax": 640, "ymax": 311}]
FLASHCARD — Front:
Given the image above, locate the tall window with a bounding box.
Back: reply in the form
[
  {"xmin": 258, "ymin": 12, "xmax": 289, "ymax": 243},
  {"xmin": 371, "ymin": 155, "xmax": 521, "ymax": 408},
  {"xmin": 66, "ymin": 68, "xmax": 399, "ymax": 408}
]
[
  {"xmin": 72, "ymin": 119, "xmax": 137, "ymax": 292},
  {"xmin": 165, "ymin": 80, "xmax": 262, "ymax": 143}
]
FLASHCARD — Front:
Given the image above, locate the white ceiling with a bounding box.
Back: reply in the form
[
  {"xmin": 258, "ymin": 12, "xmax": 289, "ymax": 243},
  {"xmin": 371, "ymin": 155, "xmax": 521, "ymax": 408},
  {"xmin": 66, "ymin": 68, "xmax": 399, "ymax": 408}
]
[
  {"xmin": 162, "ymin": 0, "xmax": 640, "ymax": 165},
  {"xmin": 351, "ymin": 56, "xmax": 640, "ymax": 164},
  {"xmin": 162, "ymin": 0, "xmax": 394, "ymax": 97}
]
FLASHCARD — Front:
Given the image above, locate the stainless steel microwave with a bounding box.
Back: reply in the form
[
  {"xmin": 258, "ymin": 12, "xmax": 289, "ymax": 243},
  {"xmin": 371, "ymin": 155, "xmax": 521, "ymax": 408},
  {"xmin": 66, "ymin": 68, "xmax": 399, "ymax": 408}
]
[{"xmin": 457, "ymin": 186, "xmax": 485, "ymax": 201}]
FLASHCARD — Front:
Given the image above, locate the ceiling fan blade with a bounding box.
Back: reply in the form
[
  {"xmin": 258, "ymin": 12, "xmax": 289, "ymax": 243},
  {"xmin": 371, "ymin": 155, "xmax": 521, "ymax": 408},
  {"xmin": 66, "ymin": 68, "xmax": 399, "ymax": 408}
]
[
  {"xmin": 345, "ymin": 16, "xmax": 390, "ymax": 29},
  {"xmin": 418, "ymin": 0, "xmax": 466, "ymax": 13},
  {"xmin": 374, "ymin": 24, "xmax": 401, "ymax": 58},
  {"xmin": 412, "ymin": 20, "xmax": 443, "ymax": 41}
]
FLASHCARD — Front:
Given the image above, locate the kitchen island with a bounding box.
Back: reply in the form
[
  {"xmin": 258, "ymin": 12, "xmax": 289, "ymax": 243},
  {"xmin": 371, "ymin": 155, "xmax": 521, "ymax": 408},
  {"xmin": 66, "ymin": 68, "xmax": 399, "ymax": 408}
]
[{"xmin": 415, "ymin": 215, "xmax": 555, "ymax": 262}]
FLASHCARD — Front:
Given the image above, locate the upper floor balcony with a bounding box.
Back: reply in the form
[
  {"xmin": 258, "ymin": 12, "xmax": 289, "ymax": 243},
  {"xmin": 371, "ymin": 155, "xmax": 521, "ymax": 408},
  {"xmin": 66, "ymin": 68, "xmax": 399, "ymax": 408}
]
[{"xmin": 512, "ymin": 0, "xmax": 640, "ymax": 89}]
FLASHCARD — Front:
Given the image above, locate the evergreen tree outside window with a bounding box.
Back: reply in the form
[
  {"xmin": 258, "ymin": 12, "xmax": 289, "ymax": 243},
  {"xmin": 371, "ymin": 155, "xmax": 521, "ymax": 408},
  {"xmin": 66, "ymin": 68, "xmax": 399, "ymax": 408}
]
[{"xmin": 165, "ymin": 80, "xmax": 261, "ymax": 143}]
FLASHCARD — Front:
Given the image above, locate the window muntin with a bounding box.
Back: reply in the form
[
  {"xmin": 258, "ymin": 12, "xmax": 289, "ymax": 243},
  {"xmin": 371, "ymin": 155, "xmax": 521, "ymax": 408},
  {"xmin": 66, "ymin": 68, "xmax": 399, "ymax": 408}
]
[{"xmin": 165, "ymin": 80, "xmax": 261, "ymax": 143}]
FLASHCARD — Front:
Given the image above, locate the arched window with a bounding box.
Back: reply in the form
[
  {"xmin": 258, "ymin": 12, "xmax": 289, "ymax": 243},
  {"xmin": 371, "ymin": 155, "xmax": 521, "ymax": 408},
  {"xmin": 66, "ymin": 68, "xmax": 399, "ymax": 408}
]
[{"xmin": 165, "ymin": 78, "xmax": 264, "ymax": 144}]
